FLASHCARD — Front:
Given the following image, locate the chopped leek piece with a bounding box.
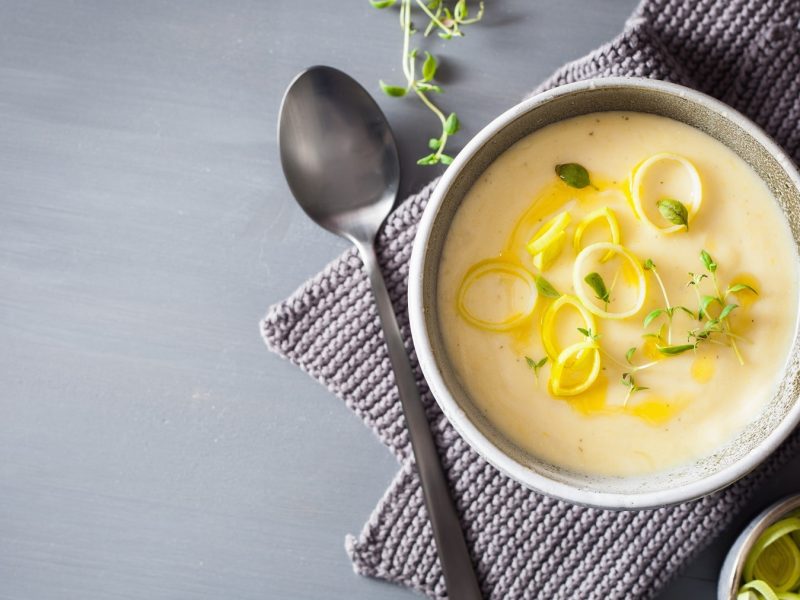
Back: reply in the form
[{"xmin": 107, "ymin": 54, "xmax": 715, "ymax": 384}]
[
  {"xmin": 533, "ymin": 229, "xmax": 566, "ymax": 270},
  {"xmin": 541, "ymin": 294, "xmax": 596, "ymax": 360},
  {"xmin": 526, "ymin": 211, "xmax": 571, "ymax": 256},
  {"xmin": 744, "ymin": 518, "xmax": 800, "ymax": 592},
  {"xmin": 573, "ymin": 242, "xmax": 647, "ymax": 320},
  {"xmin": 573, "ymin": 207, "xmax": 621, "ymax": 263},
  {"xmin": 456, "ymin": 260, "xmax": 538, "ymax": 331},
  {"xmin": 739, "ymin": 580, "xmax": 779, "ymax": 600},
  {"xmin": 630, "ymin": 152, "xmax": 702, "ymax": 234},
  {"xmin": 548, "ymin": 340, "xmax": 601, "ymax": 396}
]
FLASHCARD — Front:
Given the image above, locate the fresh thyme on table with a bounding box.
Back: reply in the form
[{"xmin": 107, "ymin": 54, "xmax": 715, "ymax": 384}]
[{"xmin": 369, "ymin": 0, "xmax": 485, "ymax": 165}]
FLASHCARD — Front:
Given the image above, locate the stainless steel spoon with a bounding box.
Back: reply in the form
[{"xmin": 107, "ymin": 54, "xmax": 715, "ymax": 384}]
[{"xmin": 278, "ymin": 65, "xmax": 482, "ymax": 599}]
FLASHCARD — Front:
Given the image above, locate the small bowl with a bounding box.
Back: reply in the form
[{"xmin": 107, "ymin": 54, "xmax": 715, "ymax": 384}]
[
  {"xmin": 408, "ymin": 77, "xmax": 800, "ymax": 509},
  {"xmin": 718, "ymin": 494, "xmax": 800, "ymax": 599}
]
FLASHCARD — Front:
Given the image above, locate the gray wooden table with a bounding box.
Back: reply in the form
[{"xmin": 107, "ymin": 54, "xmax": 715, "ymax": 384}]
[{"xmin": 2, "ymin": 1, "xmax": 799, "ymax": 598}]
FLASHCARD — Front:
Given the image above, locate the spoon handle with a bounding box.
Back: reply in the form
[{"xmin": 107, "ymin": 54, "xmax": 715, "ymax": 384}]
[{"xmin": 357, "ymin": 241, "xmax": 483, "ymax": 600}]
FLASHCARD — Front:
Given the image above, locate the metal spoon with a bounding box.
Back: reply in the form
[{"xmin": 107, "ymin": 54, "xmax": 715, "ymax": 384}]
[{"xmin": 278, "ymin": 65, "xmax": 482, "ymax": 599}]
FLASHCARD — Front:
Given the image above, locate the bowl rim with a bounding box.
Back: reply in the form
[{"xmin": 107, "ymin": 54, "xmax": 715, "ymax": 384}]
[{"xmin": 407, "ymin": 76, "xmax": 800, "ymax": 509}]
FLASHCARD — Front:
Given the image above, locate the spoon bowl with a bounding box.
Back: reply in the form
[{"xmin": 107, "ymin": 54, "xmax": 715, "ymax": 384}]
[{"xmin": 278, "ymin": 66, "xmax": 400, "ymax": 243}]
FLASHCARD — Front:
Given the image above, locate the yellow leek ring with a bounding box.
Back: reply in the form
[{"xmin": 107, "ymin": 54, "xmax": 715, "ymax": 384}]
[
  {"xmin": 738, "ymin": 580, "xmax": 780, "ymax": 600},
  {"xmin": 548, "ymin": 340, "xmax": 601, "ymax": 396},
  {"xmin": 541, "ymin": 294, "xmax": 597, "ymax": 360},
  {"xmin": 573, "ymin": 207, "xmax": 621, "ymax": 263},
  {"xmin": 630, "ymin": 152, "xmax": 702, "ymax": 234},
  {"xmin": 753, "ymin": 536, "xmax": 800, "ymax": 593},
  {"xmin": 744, "ymin": 518, "xmax": 800, "ymax": 592},
  {"xmin": 573, "ymin": 242, "xmax": 647, "ymax": 320},
  {"xmin": 526, "ymin": 211, "xmax": 571, "ymax": 256},
  {"xmin": 456, "ymin": 260, "xmax": 538, "ymax": 331}
]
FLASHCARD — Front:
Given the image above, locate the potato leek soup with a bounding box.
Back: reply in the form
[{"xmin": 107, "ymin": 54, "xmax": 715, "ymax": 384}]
[{"xmin": 437, "ymin": 112, "xmax": 798, "ymax": 477}]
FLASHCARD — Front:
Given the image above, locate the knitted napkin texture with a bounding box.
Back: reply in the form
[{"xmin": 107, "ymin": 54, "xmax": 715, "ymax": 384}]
[{"xmin": 262, "ymin": 0, "xmax": 800, "ymax": 597}]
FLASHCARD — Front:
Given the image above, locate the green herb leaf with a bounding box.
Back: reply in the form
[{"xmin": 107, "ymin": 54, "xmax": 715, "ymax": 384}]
[
  {"xmin": 444, "ymin": 112, "xmax": 460, "ymax": 135},
  {"xmin": 416, "ymin": 153, "xmax": 440, "ymax": 165},
  {"xmin": 577, "ymin": 327, "xmax": 600, "ymax": 341},
  {"xmin": 525, "ymin": 355, "xmax": 548, "ymax": 379},
  {"xmin": 439, "ymin": 154, "xmax": 454, "ymax": 165},
  {"xmin": 584, "ymin": 272, "xmax": 610, "ymax": 305},
  {"xmin": 555, "ymin": 163, "xmax": 591, "ymax": 189},
  {"xmin": 674, "ymin": 305, "xmax": 696, "ymax": 319},
  {"xmin": 657, "ymin": 343, "xmax": 696, "ymax": 356},
  {"xmin": 454, "ymin": 0, "xmax": 468, "ymax": 20},
  {"xmin": 370, "ymin": 0, "xmax": 397, "ymax": 7},
  {"xmin": 643, "ymin": 258, "xmax": 656, "ymax": 271},
  {"xmin": 428, "ymin": 137, "xmax": 441, "ymax": 150},
  {"xmin": 700, "ymin": 250, "xmax": 717, "ymax": 272},
  {"xmin": 719, "ymin": 303, "xmax": 738, "ymax": 320},
  {"xmin": 726, "ymin": 283, "xmax": 758, "ymax": 296},
  {"xmin": 643, "ymin": 308, "xmax": 665, "ymax": 329},
  {"xmin": 535, "ymin": 275, "xmax": 561, "ymax": 299},
  {"xmin": 379, "ymin": 81, "xmax": 407, "ymax": 97},
  {"xmin": 621, "ymin": 372, "xmax": 648, "ymax": 394},
  {"xmin": 422, "ymin": 51, "xmax": 438, "ymax": 81},
  {"xmin": 625, "ymin": 347, "xmax": 637, "ymax": 365},
  {"xmin": 688, "ymin": 272, "xmax": 708, "ymax": 287},
  {"xmin": 642, "ymin": 323, "xmax": 668, "ymax": 342},
  {"xmin": 656, "ymin": 198, "xmax": 689, "ymax": 231},
  {"xmin": 415, "ymin": 82, "xmax": 443, "ymax": 93}
]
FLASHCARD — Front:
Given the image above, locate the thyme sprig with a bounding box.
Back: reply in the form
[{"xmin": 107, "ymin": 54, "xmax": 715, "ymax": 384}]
[
  {"xmin": 686, "ymin": 250, "xmax": 757, "ymax": 365},
  {"xmin": 642, "ymin": 258, "xmax": 695, "ymax": 350},
  {"xmin": 370, "ymin": 0, "xmax": 485, "ymax": 165}
]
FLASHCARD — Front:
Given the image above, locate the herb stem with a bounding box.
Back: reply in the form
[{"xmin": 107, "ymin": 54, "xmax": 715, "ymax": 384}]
[
  {"xmin": 599, "ymin": 347, "xmax": 658, "ymax": 373},
  {"xmin": 711, "ymin": 269, "xmax": 744, "ymax": 365},
  {"xmin": 400, "ymin": 0, "xmax": 412, "ymax": 83},
  {"xmin": 651, "ymin": 266, "xmax": 673, "ymax": 344},
  {"xmin": 414, "ymin": 0, "xmax": 457, "ymax": 35},
  {"xmin": 413, "ymin": 87, "xmax": 447, "ymax": 159},
  {"xmin": 725, "ymin": 338, "xmax": 744, "ymax": 366}
]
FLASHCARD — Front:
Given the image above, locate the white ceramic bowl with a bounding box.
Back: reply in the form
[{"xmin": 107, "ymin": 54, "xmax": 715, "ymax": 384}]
[{"xmin": 408, "ymin": 77, "xmax": 800, "ymax": 509}]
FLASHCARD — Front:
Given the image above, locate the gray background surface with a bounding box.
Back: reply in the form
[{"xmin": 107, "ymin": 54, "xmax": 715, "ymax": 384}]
[{"xmin": 2, "ymin": 1, "xmax": 798, "ymax": 598}]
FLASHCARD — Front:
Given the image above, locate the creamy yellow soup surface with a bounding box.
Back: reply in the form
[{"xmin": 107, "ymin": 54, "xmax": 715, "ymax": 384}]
[{"xmin": 437, "ymin": 112, "xmax": 798, "ymax": 477}]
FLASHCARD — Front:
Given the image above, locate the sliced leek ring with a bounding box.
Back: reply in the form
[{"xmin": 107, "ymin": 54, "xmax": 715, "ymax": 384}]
[
  {"xmin": 548, "ymin": 340, "xmax": 601, "ymax": 396},
  {"xmin": 754, "ymin": 536, "xmax": 800, "ymax": 593},
  {"xmin": 744, "ymin": 518, "xmax": 800, "ymax": 591},
  {"xmin": 573, "ymin": 207, "xmax": 621, "ymax": 263},
  {"xmin": 739, "ymin": 580, "xmax": 779, "ymax": 600},
  {"xmin": 573, "ymin": 242, "xmax": 647, "ymax": 320},
  {"xmin": 526, "ymin": 211, "xmax": 571, "ymax": 256},
  {"xmin": 630, "ymin": 152, "xmax": 702, "ymax": 234},
  {"xmin": 541, "ymin": 294, "xmax": 597, "ymax": 360},
  {"xmin": 456, "ymin": 260, "xmax": 538, "ymax": 331}
]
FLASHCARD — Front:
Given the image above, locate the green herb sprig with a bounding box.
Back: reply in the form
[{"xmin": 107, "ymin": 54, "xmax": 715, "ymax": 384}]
[
  {"xmin": 642, "ymin": 258, "xmax": 695, "ymax": 352},
  {"xmin": 370, "ymin": 0, "xmax": 485, "ymax": 165},
  {"xmin": 685, "ymin": 250, "xmax": 757, "ymax": 365},
  {"xmin": 525, "ymin": 355, "xmax": 548, "ymax": 380}
]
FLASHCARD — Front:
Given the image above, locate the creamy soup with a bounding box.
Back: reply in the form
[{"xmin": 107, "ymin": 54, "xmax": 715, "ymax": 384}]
[{"xmin": 437, "ymin": 112, "xmax": 798, "ymax": 477}]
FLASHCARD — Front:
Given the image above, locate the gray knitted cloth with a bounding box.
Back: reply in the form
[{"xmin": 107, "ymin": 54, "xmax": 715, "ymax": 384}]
[{"xmin": 262, "ymin": 0, "xmax": 800, "ymax": 598}]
